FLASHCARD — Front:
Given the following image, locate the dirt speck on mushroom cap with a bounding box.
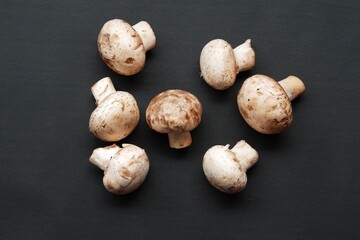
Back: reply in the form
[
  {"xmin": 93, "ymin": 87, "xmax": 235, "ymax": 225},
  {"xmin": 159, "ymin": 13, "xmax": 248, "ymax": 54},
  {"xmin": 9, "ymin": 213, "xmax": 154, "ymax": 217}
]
[
  {"xmin": 145, "ymin": 89, "xmax": 202, "ymax": 133},
  {"xmin": 238, "ymin": 74, "xmax": 293, "ymax": 134}
]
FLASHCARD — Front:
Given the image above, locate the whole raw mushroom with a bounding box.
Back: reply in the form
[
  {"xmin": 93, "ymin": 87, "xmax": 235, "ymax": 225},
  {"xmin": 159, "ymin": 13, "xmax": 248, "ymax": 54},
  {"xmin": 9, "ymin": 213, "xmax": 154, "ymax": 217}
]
[
  {"xmin": 98, "ymin": 19, "xmax": 156, "ymax": 75},
  {"xmin": 146, "ymin": 90, "xmax": 202, "ymax": 149},
  {"xmin": 237, "ymin": 74, "xmax": 305, "ymax": 134},
  {"xmin": 89, "ymin": 77, "xmax": 140, "ymax": 142},
  {"xmin": 203, "ymin": 140, "xmax": 259, "ymax": 194},
  {"xmin": 90, "ymin": 143, "xmax": 150, "ymax": 194},
  {"xmin": 200, "ymin": 39, "xmax": 255, "ymax": 90}
]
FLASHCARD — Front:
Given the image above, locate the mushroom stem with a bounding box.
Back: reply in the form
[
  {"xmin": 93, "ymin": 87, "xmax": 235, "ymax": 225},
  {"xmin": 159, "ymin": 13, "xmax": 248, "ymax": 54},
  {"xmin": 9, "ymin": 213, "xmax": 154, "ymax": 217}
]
[
  {"xmin": 278, "ymin": 76, "xmax": 306, "ymax": 101},
  {"xmin": 233, "ymin": 39, "xmax": 255, "ymax": 73},
  {"xmin": 132, "ymin": 21, "xmax": 156, "ymax": 52},
  {"xmin": 91, "ymin": 77, "xmax": 116, "ymax": 105},
  {"xmin": 230, "ymin": 140, "xmax": 259, "ymax": 171},
  {"xmin": 168, "ymin": 131, "xmax": 192, "ymax": 149},
  {"xmin": 89, "ymin": 144, "xmax": 121, "ymax": 170}
]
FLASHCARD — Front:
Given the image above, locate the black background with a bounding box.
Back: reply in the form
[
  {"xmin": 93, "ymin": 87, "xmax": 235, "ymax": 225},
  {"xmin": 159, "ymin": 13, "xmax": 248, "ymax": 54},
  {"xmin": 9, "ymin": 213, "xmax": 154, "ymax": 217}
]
[{"xmin": 1, "ymin": 0, "xmax": 360, "ymax": 239}]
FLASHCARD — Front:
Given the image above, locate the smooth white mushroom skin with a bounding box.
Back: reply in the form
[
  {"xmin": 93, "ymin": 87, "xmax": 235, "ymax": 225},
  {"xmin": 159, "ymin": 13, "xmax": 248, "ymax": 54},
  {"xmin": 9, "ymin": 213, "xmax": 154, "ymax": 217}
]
[
  {"xmin": 202, "ymin": 141, "xmax": 258, "ymax": 194},
  {"xmin": 200, "ymin": 39, "xmax": 237, "ymax": 90},
  {"xmin": 200, "ymin": 39, "xmax": 255, "ymax": 90},
  {"xmin": 97, "ymin": 19, "xmax": 156, "ymax": 76},
  {"xmin": 89, "ymin": 144, "xmax": 150, "ymax": 195},
  {"xmin": 146, "ymin": 90, "xmax": 202, "ymax": 149},
  {"xmin": 89, "ymin": 77, "xmax": 140, "ymax": 142},
  {"xmin": 238, "ymin": 74, "xmax": 305, "ymax": 134}
]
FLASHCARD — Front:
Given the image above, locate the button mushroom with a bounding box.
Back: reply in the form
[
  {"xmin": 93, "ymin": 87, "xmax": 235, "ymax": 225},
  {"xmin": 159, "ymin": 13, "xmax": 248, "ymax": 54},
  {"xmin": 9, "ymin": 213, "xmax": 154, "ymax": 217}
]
[
  {"xmin": 202, "ymin": 140, "xmax": 259, "ymax": 194},
  {"xmin": 237, "ymin": 74, "xmax": 306, "ymax": 134},
  {"xmin": 97, "ymin": 19, "xmax": 156, "ymax": 76},
  {"xmin": 89, "ymin": 77, "xmax": 140, "ymax": 142},
  {"xmin": 90, "ymin": 143, "xmax": 150, "ymax": 195},
  {"xmin": 145, "ymin": 90, "xmax": 202, "ymax": 149},
  {"xmin": 200, "ymin": 39, "xmax": 255, "ymax": 90}
]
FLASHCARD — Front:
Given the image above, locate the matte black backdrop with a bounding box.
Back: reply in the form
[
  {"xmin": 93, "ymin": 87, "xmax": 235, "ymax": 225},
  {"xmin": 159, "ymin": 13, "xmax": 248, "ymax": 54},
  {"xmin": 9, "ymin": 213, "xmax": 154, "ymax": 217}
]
[{"xmin": 1, "ymin": 0, "xmax": 359, "ymax": 239}]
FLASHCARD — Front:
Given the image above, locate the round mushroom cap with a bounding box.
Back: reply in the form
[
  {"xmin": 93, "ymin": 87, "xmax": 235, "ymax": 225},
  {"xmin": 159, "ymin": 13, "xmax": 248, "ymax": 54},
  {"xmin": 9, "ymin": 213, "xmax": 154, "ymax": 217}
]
[
  {"xmin": 98, "ymin": 19, "xmax": 146, "ymax": 76},
  {"xmin": 89, "ymin": 91, "xmax": 140, "ymax": 142},
  {"xmin": 203, "ymin": 145, "xmax": 247, "ymax": 194},
  {"xmin": 200, "ymin": 39, "xmax": 237, "ymax": 90},
  {"xmin": 237, "ymin": 74, "xmax": 293, "ymax": 134},
  {"xmin": 146, "ymin": 90, "xmax": 202, "ymax": 133},
  {"xmin": 103, "ymin": 144, "xmax": 149, "ymax": 195}
]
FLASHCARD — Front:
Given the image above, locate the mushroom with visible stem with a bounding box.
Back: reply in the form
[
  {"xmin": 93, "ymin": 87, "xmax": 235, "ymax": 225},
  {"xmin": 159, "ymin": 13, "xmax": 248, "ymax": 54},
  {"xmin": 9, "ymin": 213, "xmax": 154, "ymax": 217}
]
[
  {"xmin": 89, "ymin": 77, "xmax": 140, "ymax": 142},
  {"xmin": 97, "ymin": 19, "xmax": 156, "ymax": 76},
  {"xmin": 237, "ymin": 74, "xmax": 306, "ymax": 134},
  {"xmin": 89, "ymin": 143, "xmax": 150, "ymax": 195},
  {"xmin": 145, "ymin": 90, "xmax": 202, "ymax": 149},
  {"xmin": 202, "ymin": 140, "xmax": 259, "ymax": 194},
  {"xmin": 200, "ymin": 39, "xmax": 255, "ymax": 90}
]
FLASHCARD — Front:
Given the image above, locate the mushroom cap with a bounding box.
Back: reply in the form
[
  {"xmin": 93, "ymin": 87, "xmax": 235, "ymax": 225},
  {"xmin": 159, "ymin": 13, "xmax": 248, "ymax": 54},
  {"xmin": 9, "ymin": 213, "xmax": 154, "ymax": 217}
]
[
  {"xmin": 237, "ymin": 74, "xmax": 293, "ymax": 134},
  {"xmin": 145, "ymin": 90, "xmax": 202, "ymax": 134},
  {"xmin": 200, "ymin": 39, "xmax": 237, "ymax": 90},
  {"xmin": 103, "ymin": 144, "xmax": 149, "ymax": 195},
  {"xmin": 203, "ymin": 145, "xmax": 247, "ymax": 194},
  {"xmin": 89, "ymin": 91, "xmax": 140, "ymax": 142},
  {"xmin": 97, "ymin": 19, "xmax": 146, "ymax": 76}
]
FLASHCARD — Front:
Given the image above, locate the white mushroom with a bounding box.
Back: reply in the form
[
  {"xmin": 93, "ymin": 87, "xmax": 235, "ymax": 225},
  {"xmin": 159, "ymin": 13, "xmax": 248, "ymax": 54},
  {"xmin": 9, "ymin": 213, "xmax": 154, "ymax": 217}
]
[
  {"xmin": 145, "ymin": 90, "xmax": 202, "ymax": 149},
  {"xmin": 89, "ymin": 77, "xmax": 140, "ymax": 142},
  {"xmin": 89, "ymin": 143, "xmax": 150, "ymax": 195},
  {"xmin": 237, "ymin": 74, "xmax": 306, "ymax": 134},
  {"xmin": 202, "ymin": 140, "xmax": 259, "ymax": 194},
  {"xmin": 98, "ymin": 19, "xmax": 156, "ymax": 76},
  {"xmin": 200, "ymin": 39, "xmax": 255, "ymax": 90}
]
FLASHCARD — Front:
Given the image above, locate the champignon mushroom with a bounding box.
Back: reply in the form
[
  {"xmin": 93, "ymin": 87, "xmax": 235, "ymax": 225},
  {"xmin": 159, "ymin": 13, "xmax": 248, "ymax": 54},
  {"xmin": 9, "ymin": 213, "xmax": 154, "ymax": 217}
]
[
  {"xmin": 98, "ymin": 19, "xmax": 156, "ymax": 76},
  {"xmin": 89, "ymin": 77, "xmax": 140, "ymax": 142},
  {"xmin": 237, "ymin": 74, "xmax": 306, "ymax": 134},
  {"xmin": 90, "ymin": 143, "xmax": 149, "ymax": 195},
  {"xmin": 202, "ymin": 140, "xmax": 259, "ymax": 194},
  {"xmin": 145, "ymin": 90, "xmax": 202, "ymax": 149},
  {"xmin": 200, "ymin": 39, "xmax": 255, "ymax": 90}
]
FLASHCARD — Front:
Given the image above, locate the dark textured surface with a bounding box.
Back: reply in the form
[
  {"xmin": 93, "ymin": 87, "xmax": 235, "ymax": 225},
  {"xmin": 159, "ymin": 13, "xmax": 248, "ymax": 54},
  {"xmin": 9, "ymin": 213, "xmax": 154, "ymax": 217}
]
[{"xmin": 1, "ymin": 0, "xmax": 359, "ymax": 239}]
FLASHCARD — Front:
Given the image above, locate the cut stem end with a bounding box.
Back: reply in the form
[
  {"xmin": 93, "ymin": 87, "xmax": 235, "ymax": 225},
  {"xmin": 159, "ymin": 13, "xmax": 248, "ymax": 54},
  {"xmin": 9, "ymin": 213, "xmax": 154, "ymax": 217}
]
[
  {"xmin": 132, "ymin": 21, "xmax": 156, "ymax": 52},
  {"xmin": 230, "ymin": 140, "xmax": 259, "ymax": 171},
  {"xmin": 278, "ymin": 76, "xmax": 306, "ymax": 101},
  {"xmin": 91, "ymin": 77, "xmax": 116, "ymax": 105},
  {"xmin": 89, "ymin": 144, "xmax": 121, "ymax": 170}
]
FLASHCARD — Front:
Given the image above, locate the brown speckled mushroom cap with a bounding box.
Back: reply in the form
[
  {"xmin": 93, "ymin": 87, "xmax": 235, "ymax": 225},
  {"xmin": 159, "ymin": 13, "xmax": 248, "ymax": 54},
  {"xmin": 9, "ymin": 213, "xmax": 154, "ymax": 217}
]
[
  {"xmin": 146, "ymin": 90, "xmax": 202, "ymax": 148},
  {"xmin": 237, "ymin": 74, "xmax": 293, "ymax": 134},
  {"xmin": 97, "ymin": 19, "xmax": 146, "ymax": 76},
  {"xmin": 89, "ymin": 91, "xmax": 140, "ymax": 142}
]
